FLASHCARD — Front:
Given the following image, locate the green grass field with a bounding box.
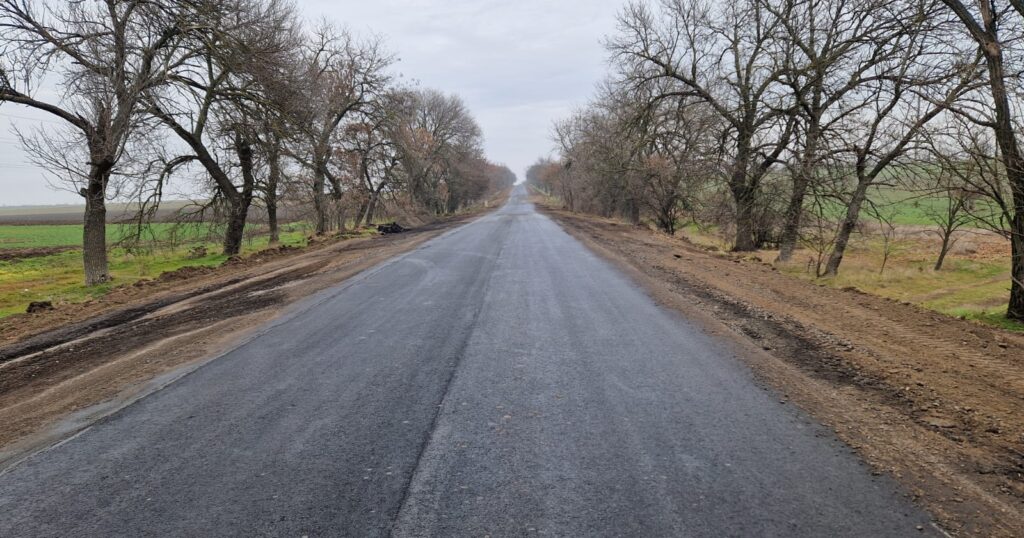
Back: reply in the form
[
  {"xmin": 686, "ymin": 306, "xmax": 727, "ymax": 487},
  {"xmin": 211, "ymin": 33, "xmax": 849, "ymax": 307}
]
[
  {"xmin": 0, "ymin": 223, "xmax": 312, "ymax": 318},
  {"xmin": 813, "ymin": 187, "xmax": 1003, "ymax": 227},
  {"xmin": 869, "ymin": 189, "xmax": 949, "ymax": 226},
  {"xmin": 0, "ymin": 222, "xmax": 289, "ymax": 250},
  {"xmin": 0, "ymin": 224, "xmax": 106, "ymax": 249},
  {"xmin": 813, "ymin": 189, "xmax": 954, "ymax": 227}
]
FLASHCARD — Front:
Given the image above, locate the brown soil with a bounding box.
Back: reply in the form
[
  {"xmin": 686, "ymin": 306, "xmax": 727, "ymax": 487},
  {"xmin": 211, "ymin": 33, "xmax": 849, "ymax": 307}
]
[
  {"xmin": 0, "ymin": 207, "xmax": 495, "ymax": 466},
  {"xmin": 537, "ymin": 201, "xmax": 1024, "ymax": 537},
  {"xmin": 0, "ymin": 246, "xmax": 76, "ymax": 262}
]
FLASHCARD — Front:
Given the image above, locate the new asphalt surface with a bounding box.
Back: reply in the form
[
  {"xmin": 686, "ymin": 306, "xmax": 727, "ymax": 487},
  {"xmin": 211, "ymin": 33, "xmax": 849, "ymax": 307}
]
[{"xmin": 0, "ymin": 186, "xmax": 937, "ymax": 536}]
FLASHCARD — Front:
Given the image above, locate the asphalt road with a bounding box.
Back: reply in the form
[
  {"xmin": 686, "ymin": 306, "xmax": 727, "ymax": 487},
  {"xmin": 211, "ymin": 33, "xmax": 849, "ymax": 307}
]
[{"xmin": 0, "ymin": 186, "xmax": 936, "ymax": 537}]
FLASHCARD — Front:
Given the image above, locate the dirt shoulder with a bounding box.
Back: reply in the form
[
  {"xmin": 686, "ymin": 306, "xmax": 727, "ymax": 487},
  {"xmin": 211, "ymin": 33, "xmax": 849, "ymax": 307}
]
[
  {"xmin": 0, "ymin": 208, "xmax": 491, "ymax": 467},
  {"xmin": 537, "ymin": 201, "xmax": 1024, "ymax": 537},
  {"xmin": 0, "ymin": 247, "xmax": 77, "ymax": 262}
]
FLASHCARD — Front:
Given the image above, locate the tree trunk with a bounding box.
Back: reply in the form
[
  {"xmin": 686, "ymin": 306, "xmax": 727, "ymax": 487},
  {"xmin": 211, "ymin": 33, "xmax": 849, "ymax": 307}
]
[
  {"xmin": 223, "ymin": 203, "xmax": 249, "ymax": 256},
  {"xmin": 625, "ymin": 198, "xmax": 641, "ymax": 226},
  {"xmin": 777, "ymin": 173, "xmax": 808, "ymax": 261},
  {"xmin": 312, "ymin": 168, "xmax": 328, "ymax": 235},
  {"xmin": 1010, "ymin": 213, "xmax": 1024, "ymax": 320},
  {"xmin": 731, "ymin": 180, "xmax": 758, "ymax": 251},
  {"xmin": 934, "ymin": 246, "xmax": 951, "ymax": 272},
  {"xmin": 363, "ymin": 191, "xmax": 379, "ymax": 226},
  {"xmin": 824, "ymin": 180, "xmax": 870, "ymax": 276},
  {"xmin": 728, "ymin": 139, "xmax": 758, "ymax": 251},
  {"xmin": 561, "ymin": 185, "xmax": 575, "ymax": 212},
  {"xmin": 223, "ymin": 132, "xmax": 256, "ymax": 256},
  {"xmin": 267, "ymin": 141, "xmax": 281, "ymax": 246},
  {"xmin": 267, "ymin": 200, "xmax": 279, "ymax": 246},
  {"xmin": 934, "ymin": 234, "xmax": 952, "ymax": 271},
  {"xmin": 355, "ymin": 198, "xmax": 370, "ymax": 228},
  {"xmin": 82, "ymin": 172, "xmax": 110, "ymax": 286},
  {"xmin": 655, "ymin": 192, "xmax": 677, "ymax": 235},
  {"xmin": 334, "ymin": 197, "xmax": 347, "ymax": 232},
  {"xmin": 979, "ymin": 42, "xmax": 1024, "ymax": 320},
  {"xmin": 657, "ymin": 210, "xmax": 675, "ymax": 235},
  {"xmin": 779, "ymin": 99, "xmax": 822, "ymax": 262}
]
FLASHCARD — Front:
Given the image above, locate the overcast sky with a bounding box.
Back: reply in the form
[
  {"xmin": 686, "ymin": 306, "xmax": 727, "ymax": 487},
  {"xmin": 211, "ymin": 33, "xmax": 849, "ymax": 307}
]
[{"xmin": 0, "ymin": 0, "xmax": 624, "ymax": 206}]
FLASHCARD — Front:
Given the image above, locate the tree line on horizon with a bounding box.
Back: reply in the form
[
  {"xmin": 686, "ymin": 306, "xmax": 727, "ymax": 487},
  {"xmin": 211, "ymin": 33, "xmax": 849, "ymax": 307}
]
[
  {"xmin": 0, "ymin": 0, "xmax": 515, "ymax": 285},
  {"xmin": 528, "ymin": 0, "xmax": 1024, "ymax": 321}
]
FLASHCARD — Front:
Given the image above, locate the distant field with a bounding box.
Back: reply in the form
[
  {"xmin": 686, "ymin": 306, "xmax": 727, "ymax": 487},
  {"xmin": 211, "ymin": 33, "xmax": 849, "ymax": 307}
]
[
  {"xmin": 0, "ymin": 223, "xmax": 263, "ymax": 250},
  {"xmin": 813, "ymin": 187, "xmax": 1003, "ymax": 228},
  {"xmin": 0, "ymin": 201, "xmax": 301, "ymax": 225},
  {"xmin": 0, "ymin": 201, "xmax": 199, "ymax": 225},
  {"xmin": 0, "ymin": 225, "xmax": 86, "ymax": 249}
]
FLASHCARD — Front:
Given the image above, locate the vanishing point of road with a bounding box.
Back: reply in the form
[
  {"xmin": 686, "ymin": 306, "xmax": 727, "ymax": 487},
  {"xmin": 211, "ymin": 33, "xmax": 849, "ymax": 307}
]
[{"xmin": 0, "ymin": 186, "xmax": 936, "ymax": 536}]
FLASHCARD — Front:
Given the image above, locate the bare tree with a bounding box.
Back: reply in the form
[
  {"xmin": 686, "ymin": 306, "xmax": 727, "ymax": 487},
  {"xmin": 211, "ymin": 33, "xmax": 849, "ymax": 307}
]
[
  {"xmin": 937, "ymin": 0, "xmax": 1024, "ymax": 319},
  {"xmin": 143, "ymin": 0, "xmax": 300, "ymax": 256},
  {"xmin": 924, "ymin": 114, "xmax": 1021, "ymax": 278},
  {"xmin": 609, "ymin": 0, "xmax": 796, "ymax": 250},
  {"xmin": 0, "ymin": 0, "xmax": 189, "ymax": 284},
  {"xmin": 554, "ymin": 80, "xmax": 721, "ymax": 234},
  {"xmin": 867, "ymin": 201, "xmax": 904, "ymax": 275},
  {"xmin": 551, "ymin": 111, "xmax": 595, "ymax": 213},
  {"xmin": 768, "ymin": 0, "xmax": 918, "ymax": 261},
  {"xmin": 798, "ymin": 194, "xmax": 841, "ymax": 277},
  {"xmin": 256, "ymin": 131, "xmax": 286, "ymax": 245},
  {"xmin": 820, "ymin": 27, "xmax": 974, "ymax": 276},
  {"xmin": 526, "ymin": 158, "xmax": 562, "ymax": 196},
  {"xmin": 333, "ymin": 90, "xmax": 407, "ymax": 227},
  {"xmin": 288, "ymin": 25, "xmax": 392, "ymax": 234},
  {"xmin": 250, "ymin": 71, "xmax": 307, "ymax": 246},
  {"xmin": 395, "ymin": 89, "xmax": 486, "ymax": 215},
  {"xmin": 923, "ymin": 165, "xmax": 976, "ymax": 270}
]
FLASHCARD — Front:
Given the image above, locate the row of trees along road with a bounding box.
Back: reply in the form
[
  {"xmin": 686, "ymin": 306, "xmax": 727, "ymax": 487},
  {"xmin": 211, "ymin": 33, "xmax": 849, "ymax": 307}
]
[
  {"xmin": 0, "ymin": 0, "xmax": 514, "ymax": 285},
  {"xmin": 529, "ymin": 0, "xmax": 1024, "ymax": 321}
]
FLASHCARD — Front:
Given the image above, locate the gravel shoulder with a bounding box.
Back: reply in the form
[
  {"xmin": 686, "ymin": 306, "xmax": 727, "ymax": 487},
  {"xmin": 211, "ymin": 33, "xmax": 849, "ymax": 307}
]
[{"xmin": 537, "ymin": 200, "xmax": 1024, "ymax": 537}]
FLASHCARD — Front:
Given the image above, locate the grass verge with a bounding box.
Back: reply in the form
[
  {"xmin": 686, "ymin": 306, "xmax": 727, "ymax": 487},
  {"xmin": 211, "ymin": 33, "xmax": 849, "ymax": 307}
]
[
  {"xmin": 676, "ymin": 224, "xmax": 1021, "ymax": 332},
  {"xmin": 0, "ymin": 224, "xmax": 319, "ymax": 318}
]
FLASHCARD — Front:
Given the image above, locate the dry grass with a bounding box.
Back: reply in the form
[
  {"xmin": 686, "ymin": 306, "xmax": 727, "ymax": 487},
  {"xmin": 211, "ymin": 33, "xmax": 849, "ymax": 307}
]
[{"xmin": 679, "ymin": 224, "xmax": 1019, "ymax": 331}]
